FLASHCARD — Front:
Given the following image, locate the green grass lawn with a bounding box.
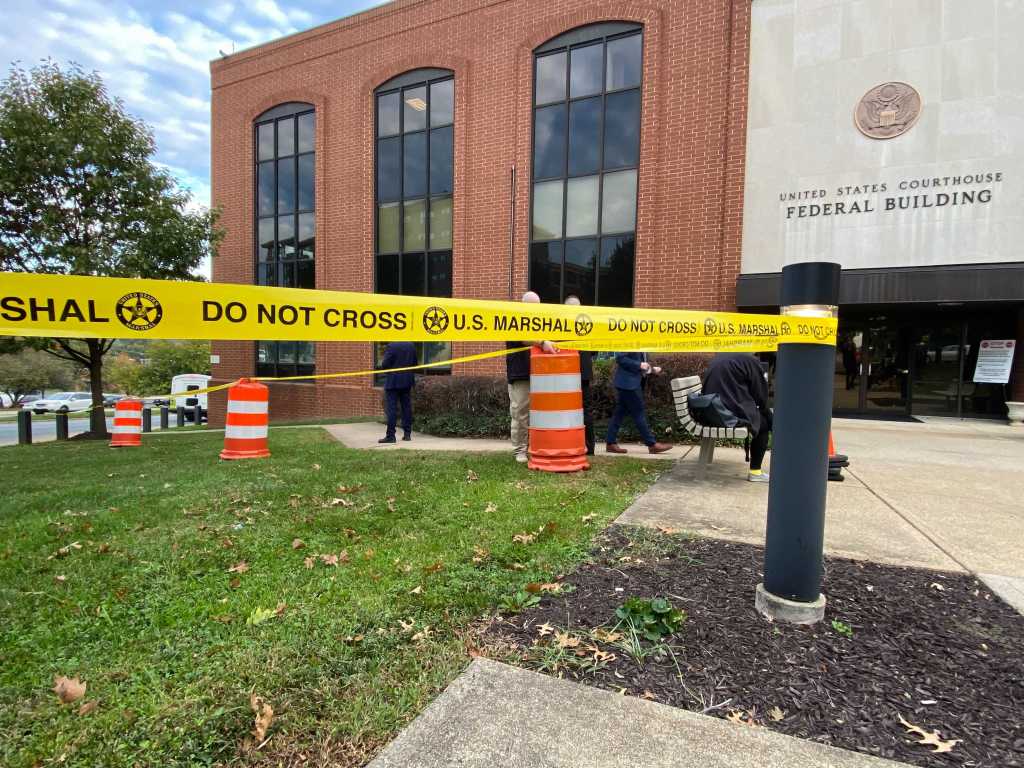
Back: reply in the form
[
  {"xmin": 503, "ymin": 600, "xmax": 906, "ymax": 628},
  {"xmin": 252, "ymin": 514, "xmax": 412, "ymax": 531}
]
[{"xmin": 0, "ymin": 429, "xmax": 655, "ymax": 767}]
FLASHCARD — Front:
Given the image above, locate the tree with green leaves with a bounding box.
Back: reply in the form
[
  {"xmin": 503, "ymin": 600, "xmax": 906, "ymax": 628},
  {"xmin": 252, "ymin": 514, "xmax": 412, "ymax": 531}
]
[
  {"xmin": 132, "ymin": 340, "xmax": 211, "ymax": 397},
  {"xmin": 0, "ymin": 61, "xmax": 221, "ymax": 436},
  {"xmin": 0, "ymin": 348, "xmax": 76, "ymax": 406}
]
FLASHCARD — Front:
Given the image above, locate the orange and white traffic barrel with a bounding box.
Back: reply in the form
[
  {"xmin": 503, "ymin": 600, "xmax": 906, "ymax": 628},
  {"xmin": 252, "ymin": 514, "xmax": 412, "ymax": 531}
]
[
  {"xmin": 528, "ymin": 348, "xmax": 589, "ymax": 472},
  {"xmin": 220, "ymin": 379, "xmax": 271, "ymax": 460},
  {"xmin": 109, "ymin": 398, "xmax": 143, "ymax": 448}
]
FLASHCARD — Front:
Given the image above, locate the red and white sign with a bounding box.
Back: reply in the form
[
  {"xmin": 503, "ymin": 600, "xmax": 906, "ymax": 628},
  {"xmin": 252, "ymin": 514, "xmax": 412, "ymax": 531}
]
[{"xmin": 973, "ymin": 339, "xmax": 1016, "ymax": 384}]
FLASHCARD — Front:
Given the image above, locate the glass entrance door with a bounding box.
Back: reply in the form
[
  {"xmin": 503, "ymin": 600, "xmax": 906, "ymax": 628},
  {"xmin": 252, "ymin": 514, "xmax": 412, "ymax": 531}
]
[{"xmin": 833, "ymin": 317, "xmax": 911, "ymax": 417}]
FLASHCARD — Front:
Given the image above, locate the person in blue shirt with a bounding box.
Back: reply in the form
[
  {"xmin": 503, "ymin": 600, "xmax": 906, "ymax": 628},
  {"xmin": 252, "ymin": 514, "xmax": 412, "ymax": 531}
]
[
  {"xmin": 378, "ymin": 341, "xmax": 418, "ymax": 444},
  {"xmin": 605, "ymin": 352, "xmax": 672, "ymax": 454}
]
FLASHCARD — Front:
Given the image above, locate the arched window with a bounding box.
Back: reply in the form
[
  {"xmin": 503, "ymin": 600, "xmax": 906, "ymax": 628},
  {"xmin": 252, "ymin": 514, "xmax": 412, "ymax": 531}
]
[
  {"xmin": 254, "ymin": 102, "xmax": 315, "ymax": 377},
  {"xmin": 528, "ymin": 23, "xmax": 642, "ymax": 307},
  {"xmin": 374, "ymin": 69, "xmax": 454, "ymax": 372}
]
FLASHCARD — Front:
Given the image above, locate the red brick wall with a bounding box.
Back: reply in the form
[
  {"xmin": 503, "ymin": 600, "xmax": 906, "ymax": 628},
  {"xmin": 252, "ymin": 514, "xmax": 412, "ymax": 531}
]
[{"xmin": 208, "ymin": 0, "xmax": 750, "ymax": 423}]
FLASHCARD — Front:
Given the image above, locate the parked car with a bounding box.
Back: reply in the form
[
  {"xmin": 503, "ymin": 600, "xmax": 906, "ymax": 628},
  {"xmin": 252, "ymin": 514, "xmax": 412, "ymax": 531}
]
[
  {"xmin": 24, "ymin": 392, "xmax": 93, "ymax": 414},
  {"xmin": 102, "ymin": 393, "xmax": 126, "ymax": 407}
]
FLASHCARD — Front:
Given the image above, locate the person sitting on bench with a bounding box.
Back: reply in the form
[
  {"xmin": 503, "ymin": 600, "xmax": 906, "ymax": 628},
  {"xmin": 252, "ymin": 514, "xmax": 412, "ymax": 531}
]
[{"xmin": 702, "ymin": 353, "xmax": 772, "ymax": 483}]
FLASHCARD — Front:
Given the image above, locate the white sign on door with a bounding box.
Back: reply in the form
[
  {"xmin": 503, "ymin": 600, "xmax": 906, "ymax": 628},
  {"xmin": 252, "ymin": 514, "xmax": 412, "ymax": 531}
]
[{"xmin": 972, "ymin": 340, "xmax": 1016, "ymax": 384}]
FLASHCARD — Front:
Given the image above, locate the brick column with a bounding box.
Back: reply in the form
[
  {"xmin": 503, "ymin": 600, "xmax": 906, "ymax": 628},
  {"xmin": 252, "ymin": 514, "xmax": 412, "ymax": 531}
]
[{"xmin": 1011, "ymin": 307, "xmax": 1024, "ymax": 403}]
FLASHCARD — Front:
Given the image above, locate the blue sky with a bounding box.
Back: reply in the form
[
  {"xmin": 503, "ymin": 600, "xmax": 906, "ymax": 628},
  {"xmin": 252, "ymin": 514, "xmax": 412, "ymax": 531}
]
[{"xmin": 1, "ymin": 0, "xmax": 385, "ymax": 210}]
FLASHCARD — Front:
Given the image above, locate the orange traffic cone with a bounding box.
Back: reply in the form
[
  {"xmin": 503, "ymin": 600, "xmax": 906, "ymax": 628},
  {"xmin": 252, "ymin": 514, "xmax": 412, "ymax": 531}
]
[
  {"xmin": 527, "ymin": 348, "xmax": 589, "ymax": 473},
  {"xmin": 220, "ymin": 379, "xmax": 271, "ymax": 460},
  {"xmin": 828, "ymin": 431, "xmax": 849, "ymax": 481},
  {"xmin": 109, "ymin": 399, "xmax": 143, "ymax": 447}
]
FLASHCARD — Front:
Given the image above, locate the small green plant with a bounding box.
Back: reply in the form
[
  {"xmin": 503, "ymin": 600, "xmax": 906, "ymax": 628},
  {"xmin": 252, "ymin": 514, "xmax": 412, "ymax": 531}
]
[
  {"xmin": 614, "ymin": 597, "xmax": 686, "ymax": 642},
  {"xmin": 831, "ymin": 619, "xmax": 853, "ymax": 638},
  {"xmin": 499, "ymin": 589, "xmax": 542, "ymax": 614}
]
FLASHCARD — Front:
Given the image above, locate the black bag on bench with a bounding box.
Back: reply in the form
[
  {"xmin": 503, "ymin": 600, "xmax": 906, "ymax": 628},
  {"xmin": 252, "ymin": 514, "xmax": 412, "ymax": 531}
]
[{"xmin": 687, "ymin": 393, "xmax": 740, "ymax": 429}]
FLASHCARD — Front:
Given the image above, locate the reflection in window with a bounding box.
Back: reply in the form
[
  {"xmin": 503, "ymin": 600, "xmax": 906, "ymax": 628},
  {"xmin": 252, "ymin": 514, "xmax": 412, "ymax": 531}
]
[
  {"xmin": 528, "ymin": 25, "xmax": 642, "ymax": 306},
  {"xmin": 375, "ymin": 70, "xmax": 454, "ymax": 374},
  {"xmin": 254, "ymin": 102, "xmax": 316, "ymax": 376}
]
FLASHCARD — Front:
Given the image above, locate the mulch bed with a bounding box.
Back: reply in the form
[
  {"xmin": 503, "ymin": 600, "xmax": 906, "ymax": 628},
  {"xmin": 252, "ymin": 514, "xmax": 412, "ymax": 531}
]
[{"xmin": 484, "ymin": 527, "xmax": 1024, "ymax": 767}]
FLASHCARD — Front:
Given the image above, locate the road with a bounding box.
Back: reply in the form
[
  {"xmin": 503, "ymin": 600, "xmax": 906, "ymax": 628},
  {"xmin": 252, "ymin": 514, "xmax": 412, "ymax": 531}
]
[{"xmin": 0, "ymin": 416, "xmax": 180, "ymax": 446}]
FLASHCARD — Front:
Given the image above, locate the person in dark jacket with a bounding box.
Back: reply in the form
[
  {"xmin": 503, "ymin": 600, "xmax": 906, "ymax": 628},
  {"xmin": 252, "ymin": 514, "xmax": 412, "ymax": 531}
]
[
  {"xmin": 378, "ymin": 341, "xmax": 418, "ymax": 443},
  {"xmin": 605, "ymin": 352, "xmax": 672, "ymax": 455},
  {"xmin": 565, "ymin": 295, "xmax": 595, "ymax": 455},
  {"xmin": 702, "ymin": 352, "xmax": 772, "ymax": 482},
  {"xmin": 506, "ymin": 291, "xmax": 556, "ymax": 462}
]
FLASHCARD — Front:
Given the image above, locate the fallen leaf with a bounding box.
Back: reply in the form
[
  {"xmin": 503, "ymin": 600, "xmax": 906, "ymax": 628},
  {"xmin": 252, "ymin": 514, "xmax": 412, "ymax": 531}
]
[
  {"xmin": 330, "ymin": 497, "xmax": 354, "ymax": 508},
  {"xmin": 656, "ymin": 526, "xmax": 679, "ymax": 535},
  {"xmin": 54, "ymin": 574, "xmax": 67, "ymax": 584},
  {"xmin": 274, "ymin": 602, "xmax": 287, "ymax": 616},
  {"xmin": 227, "ymin": 561, "xmax": 249, "ymax": 574},
  {"xmin": 472, "ymin": 546, "xmax": 490, "ymax": 564},
  {"xmin": 229, "ymin": 577, "xmax": 241, "ymax": 589},
  {"xmin": 221, "ymin": 537, "xmax": 234, "ymax": 549},
  {"xmin": 423, "ymin": 561, "xmax": 444, "ymax": 574},
  {"xmin": 409, "ymin": 585, "xmax": 423, "ymax": 595},
  {"xmin": 592, "ymin": 629, "xmax": 623, "ymax": 643},
  {"xmin": 386, "ymin": 497, "xmax": 397, "ymax": 512},
  {"xmin": 78, "ymin": 700, "xmax": 98, "ymax": 716},
  {"xmin": 484, "ymin": 502, "xmax": 497, "ymax": 514},
  {"xmin": 769, "ymin": 706, "xmax": 785, "ymax": 722},
  {"xmin": 52, "ymin": 676, "xmax": 86, "ymax": 704},
  {"xmin": 363, "ymin": 548, "xmax": 375, "ymax": 560},
  {"xmin": 246, "ymin": 606, "xmax": 276, "ymax": 625},
  {"xmin": 726, "ymin": 710, "xmax": 759, "ymax": 727},
  {"xmin": 898, "ymin": 714, "xmax": 961, "ymax": 753},
  {"xmin": 411, "ymin": 626, "xmax": 433, "ymax": 642},
  {"xmin": 336, "ymin": 484, "xmax": 363, "ymax": 494},
  {"xmin": 509, "ymin": 563, "xmax": 526, "ymax": 571},
  {"xmin": 291, "ymin": 539, "xmax": 305, "ymax": 550},
  {"xmin": 251, "ymin": 693, "xmax": 274, "ymax": 741},
  {"xmin": 554, "ymin": 632, "xmax": 580, "ymax": 649},
  {"xmin": 47, "ymin": 541, "xmax": 83, "ymax": 560},
  {"xmin": 581, "ymin": 513, "xmax": 596, "ymax": 524},
  {"xmin": 97, "ymin": 543, "xmax": 110, "ymax": 554},
  {"xmin": 303, "ymin": 556, "xmax": 315, "ymax": 569},
  {"xmin": 465, "ymin": 470, "xmax": 479, "ymax": 482},
  {"xmin": 398, "ymin": 618, "xmax": 415, "ymax": 633},
  {"xmin": 512, "ymin": 532, "xmax": 536, "ymax": 544},
  {"xmin": 211, "ymin": 614, "xmax": 233, "ymax": 623},
  {"xmin": 536, "ymin": 622, "xmax": 555, "ymax": 637},
  {"xmin": 641, "ymin": 690, "xmax": 657, "ymax": 700},
  {"xmin": 311, "ymin": 463, "xmax": 321, "ymax": 471},
  {"xmin": 320, "ymin": 554, "xmax": 339, "ymax": 567},
  {"xmin": 929, "ymin": 582, "xmax": 946, "ymax": 592}
]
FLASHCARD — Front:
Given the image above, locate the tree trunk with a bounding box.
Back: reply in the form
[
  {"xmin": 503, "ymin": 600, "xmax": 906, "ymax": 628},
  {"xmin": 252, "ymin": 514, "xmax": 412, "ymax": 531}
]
[{"xmin": 88, "ymin": 339, "xmax": 108, "ymax": 438}]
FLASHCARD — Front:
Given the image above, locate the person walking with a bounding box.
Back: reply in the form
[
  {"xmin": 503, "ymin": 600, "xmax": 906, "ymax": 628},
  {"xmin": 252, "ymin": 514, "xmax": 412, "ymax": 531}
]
[
  {"xmin": 564, "ymin": 295, "xmax": 595, "ymax": 455},
  {"xmin": 605, "ymin": 352, "xmax": 672, "ymax": 455},
  {"xmin": 378, "ymin": 340, "xmax": 418, "ymax": 444},
  {"xmin": 506, "ymin": 291, "xmax": 556, "ymax": 463},
  {"xmin": 702, "ymin": 352, "xmax": 772, "ymax": 482}
]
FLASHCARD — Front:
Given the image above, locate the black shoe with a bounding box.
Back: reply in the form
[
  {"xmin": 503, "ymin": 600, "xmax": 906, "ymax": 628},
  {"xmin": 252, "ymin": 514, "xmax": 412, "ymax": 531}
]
[
  {"xmin": 379, "ymin": 436, "xmax": 396, "ymax": 444},
  {"xmin": 402, "ymin": 433, "xmax": 412, "ymax": 442}
]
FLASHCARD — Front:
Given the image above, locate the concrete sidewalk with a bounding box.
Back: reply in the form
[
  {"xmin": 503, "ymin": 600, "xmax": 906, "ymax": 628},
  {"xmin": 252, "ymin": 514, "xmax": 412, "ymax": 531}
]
[
  {"xmin": 369, "ymin": 658, "xmax": 910, "ymax": 768},
  {"xmin": 617, "ymin": 417, "xmax": 1024, "ymax": 609},
  {"xmin": 324, "ymin": 421, "xmax": 692, "ymax": 461}
]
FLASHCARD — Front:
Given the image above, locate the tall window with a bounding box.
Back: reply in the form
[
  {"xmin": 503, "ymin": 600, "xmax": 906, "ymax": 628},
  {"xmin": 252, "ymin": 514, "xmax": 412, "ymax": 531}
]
[
  {"xmin": 254, "ymin": 102, "xmax": 316, "ymax": 377},
  {"xmin": 375, "ymin": 69, "xmax": 454, "ymax": 373},
  {"xmin": 528, "ymin": 23, "xmax": 642, "ymax": 308}
]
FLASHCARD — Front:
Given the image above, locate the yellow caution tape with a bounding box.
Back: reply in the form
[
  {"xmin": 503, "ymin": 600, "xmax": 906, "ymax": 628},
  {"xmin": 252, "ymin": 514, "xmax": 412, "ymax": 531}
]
[{"xmin": 0, "ymin": 273, "xmax": 837, "ymax": 351}]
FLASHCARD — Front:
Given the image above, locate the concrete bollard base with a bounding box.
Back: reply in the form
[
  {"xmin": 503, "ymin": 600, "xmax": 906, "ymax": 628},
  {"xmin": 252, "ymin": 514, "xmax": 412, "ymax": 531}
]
[{"xmin": 755, "ymin": 583, "xmax": 826, "ymax": 625}]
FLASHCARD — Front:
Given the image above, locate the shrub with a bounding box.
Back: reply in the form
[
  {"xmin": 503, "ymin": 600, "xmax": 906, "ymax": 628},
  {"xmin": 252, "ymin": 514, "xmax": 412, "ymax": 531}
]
[{"xmin": 411, "ymin": 353, "xmax": 712, "ymax": 442}]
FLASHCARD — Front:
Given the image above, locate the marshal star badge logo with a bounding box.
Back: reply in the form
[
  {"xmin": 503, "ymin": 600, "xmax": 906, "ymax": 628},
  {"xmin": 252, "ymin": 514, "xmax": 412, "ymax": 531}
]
[
  {"xmin": 574, "ymin": 313, "xmax": 593, "ymax": 337},
  {"xmin": 116, "ymin": 292, "xmax": 163, "ymax": 331},
  {"xmin": 422, "ymin": 306, "xmax": 450, "ymax": 335}
]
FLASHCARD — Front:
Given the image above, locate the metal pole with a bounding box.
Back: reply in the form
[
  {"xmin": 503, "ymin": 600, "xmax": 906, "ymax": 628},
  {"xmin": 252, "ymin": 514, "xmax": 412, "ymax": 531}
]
[
  {"xmin": 17, "ymin": 410, "xmax": 32, "ymax": 445},
  {"xmin": 756, "ymin": 261, "xmax": 841, "ymax": 625},
  {"xmin": 56, "ymin": 412, "xmax": 69, "ymax": 441},
  {"xmin": 176, "ymin": 406, "xmax": 185, "ymax": 428},
  {"xmin": 142, "ymin": 408, "xmax": 152, "ymax": 433},
  {"xmin": 160, "ymin": 406, "xmax": 169, "ymax": 429}
]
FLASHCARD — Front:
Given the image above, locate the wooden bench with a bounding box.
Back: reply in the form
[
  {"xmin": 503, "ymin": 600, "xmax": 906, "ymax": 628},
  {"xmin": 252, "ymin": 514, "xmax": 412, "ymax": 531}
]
[{"xmin": 670, "ymin": 376, "xmax": 748, "ymax": 477}]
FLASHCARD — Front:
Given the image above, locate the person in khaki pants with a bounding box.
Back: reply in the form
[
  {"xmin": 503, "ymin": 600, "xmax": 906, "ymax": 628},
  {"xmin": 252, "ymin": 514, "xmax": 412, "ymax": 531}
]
[{"xmin": 506, "ymin": 291, "xmax": 556, "ymax": 463}]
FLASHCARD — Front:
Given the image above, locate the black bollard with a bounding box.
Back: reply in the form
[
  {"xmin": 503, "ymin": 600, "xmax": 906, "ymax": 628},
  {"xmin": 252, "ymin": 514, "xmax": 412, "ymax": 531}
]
[
  {"xmin": 176, "ymin": 406, "xmax": 185, "ymax": 428},
  {"xmin": 193, "ymin": 404, "xmax": 203, "ymax": 425},
  {"xmin": 160, "ymin": 406, "xmax": 169, "ymax": 429},
  {"xmin": 56, "ymin": 412, "xmax": 69, "ymax": 441},
  {"xmin": 142, "ymin": 408, "xmax": 152, "ymax": 433},
  {"xmin": 756, "ymin": 261, "xmax": 841, "ymax": 624},
  {"xmin": 17, "ymin": 410, "xmax": 32, "ymax": 445}
]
